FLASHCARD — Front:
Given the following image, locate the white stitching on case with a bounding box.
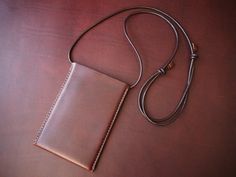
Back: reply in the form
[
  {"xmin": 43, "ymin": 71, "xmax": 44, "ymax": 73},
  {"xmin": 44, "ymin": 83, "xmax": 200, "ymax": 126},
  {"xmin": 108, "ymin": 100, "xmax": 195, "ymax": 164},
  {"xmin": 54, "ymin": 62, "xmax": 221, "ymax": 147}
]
[{"xmin": 33, "ymin": 63, "xmax": 76, "ymax": 144}]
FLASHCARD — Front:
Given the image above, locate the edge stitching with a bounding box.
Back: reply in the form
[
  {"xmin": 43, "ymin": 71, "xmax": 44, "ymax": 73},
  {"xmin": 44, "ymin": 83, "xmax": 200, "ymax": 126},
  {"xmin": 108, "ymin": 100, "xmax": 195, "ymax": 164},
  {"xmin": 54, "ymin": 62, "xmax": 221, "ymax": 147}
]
[
  {"xmin": 91, "ymin": 86, "xmax": 129, "ymax": 171},
  {"xmin": 33, "ymin": 63, "xmax": 76, "ymax": 144}
]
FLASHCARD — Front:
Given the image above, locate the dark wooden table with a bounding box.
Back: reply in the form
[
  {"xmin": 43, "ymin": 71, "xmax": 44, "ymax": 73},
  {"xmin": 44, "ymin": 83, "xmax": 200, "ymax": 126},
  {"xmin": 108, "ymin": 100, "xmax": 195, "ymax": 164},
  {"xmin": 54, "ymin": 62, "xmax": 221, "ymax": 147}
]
[{"xmin": 0, "ymin": 1, "xmax": 236, "ymax": 177}]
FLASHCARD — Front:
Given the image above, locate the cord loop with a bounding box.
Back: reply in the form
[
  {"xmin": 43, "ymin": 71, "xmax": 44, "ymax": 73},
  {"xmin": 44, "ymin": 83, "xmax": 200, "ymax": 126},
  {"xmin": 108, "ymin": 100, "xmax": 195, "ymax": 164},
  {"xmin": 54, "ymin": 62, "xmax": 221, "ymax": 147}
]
[{"xmin": 68, "ymin": 6, "xmax": 198, "ymax": 126}]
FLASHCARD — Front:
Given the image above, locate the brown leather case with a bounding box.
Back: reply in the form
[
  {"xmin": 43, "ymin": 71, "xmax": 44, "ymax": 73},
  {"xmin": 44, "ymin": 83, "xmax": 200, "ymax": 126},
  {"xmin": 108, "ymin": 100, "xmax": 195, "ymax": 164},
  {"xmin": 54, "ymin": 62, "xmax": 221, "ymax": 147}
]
[{"xmin": 34, "ymin": 63, "xmax": 129, "ymax": 171}]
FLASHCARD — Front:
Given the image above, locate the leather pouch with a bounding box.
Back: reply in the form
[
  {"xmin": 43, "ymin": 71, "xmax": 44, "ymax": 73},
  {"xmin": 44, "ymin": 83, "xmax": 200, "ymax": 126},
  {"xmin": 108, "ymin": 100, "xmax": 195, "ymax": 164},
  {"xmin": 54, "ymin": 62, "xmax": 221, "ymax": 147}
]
[
  {"xmin": 34, "ymin": 6, "xmax": 197, "ymax": 172},
  {"xmin": 34, "ymin": 63, "xmax": 129, "ymax": 171}
]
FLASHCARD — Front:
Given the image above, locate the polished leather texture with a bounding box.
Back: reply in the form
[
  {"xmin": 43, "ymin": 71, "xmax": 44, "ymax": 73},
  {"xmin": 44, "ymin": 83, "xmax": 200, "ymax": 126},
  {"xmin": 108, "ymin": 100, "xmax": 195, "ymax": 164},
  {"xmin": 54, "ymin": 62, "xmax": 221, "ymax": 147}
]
[
  {"xmin": 1, "ymin": 1, "xmax": 236, "ymax": 177},
  {"xmin": 34, "ymin": 63, "xmax": 129, "ymax": 171}
]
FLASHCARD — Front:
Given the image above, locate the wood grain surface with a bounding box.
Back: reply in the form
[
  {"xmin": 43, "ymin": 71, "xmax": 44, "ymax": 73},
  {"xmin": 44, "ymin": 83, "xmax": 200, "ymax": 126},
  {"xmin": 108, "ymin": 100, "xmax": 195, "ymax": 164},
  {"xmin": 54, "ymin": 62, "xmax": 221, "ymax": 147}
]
[{"xmin": 0, "ymin": 0, "xmax": 236, "ymax": 177}]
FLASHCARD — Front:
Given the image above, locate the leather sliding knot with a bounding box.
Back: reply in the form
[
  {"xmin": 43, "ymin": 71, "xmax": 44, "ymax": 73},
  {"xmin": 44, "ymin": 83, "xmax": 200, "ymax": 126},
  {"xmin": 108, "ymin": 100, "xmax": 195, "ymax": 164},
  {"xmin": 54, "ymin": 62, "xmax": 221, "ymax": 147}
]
[
  {"xmin": 159, "ymin": 68, "xmax": 166, "ymax": 75},
  {"xmin": 191, "ymin": 53, "xmax": 198, "ymax": 60}
]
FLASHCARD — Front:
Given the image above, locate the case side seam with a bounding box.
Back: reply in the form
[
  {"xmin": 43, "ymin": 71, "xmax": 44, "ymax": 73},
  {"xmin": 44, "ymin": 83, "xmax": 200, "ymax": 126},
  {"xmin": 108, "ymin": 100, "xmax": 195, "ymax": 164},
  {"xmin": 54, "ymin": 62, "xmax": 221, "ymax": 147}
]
[
  {"xmin": 91, "ymin": 86, "xmax": 129, "ymax": 171},
  {"xmin": 33, "ymin": 63, "xmax": 76, "ymax": 144}
]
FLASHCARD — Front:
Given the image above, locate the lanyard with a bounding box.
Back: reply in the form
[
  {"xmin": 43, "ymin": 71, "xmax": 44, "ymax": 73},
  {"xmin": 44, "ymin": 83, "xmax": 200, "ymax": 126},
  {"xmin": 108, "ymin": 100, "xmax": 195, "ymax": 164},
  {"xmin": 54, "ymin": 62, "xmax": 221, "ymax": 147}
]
[{"xmin": 68, "ymin": 6, "xmax": 198, "ymax": 126}]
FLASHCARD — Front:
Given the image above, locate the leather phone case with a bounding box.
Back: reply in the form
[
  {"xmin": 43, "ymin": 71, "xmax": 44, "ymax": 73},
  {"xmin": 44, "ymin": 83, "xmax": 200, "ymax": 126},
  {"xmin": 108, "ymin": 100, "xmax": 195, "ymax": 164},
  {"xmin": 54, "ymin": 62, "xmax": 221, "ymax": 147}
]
[{"xmin": 34, "ymin": 63, "xmax": 129, "ymax": 171}]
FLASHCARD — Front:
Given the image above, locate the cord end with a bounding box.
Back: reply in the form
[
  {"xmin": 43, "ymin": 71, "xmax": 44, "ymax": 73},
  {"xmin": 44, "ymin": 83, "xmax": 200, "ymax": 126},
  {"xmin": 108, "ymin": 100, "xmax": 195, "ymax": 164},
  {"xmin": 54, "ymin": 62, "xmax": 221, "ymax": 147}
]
[
  {"xmin": 192, "ymin": 43, "xmax": 198, "ymax": 52},
  {"xmin": 191, "ymin": 43, "xmax": 198, "ymax": 60},
  {"xmin": 166, "ymin": 61, "xmax": 175, "ymax": 71}
]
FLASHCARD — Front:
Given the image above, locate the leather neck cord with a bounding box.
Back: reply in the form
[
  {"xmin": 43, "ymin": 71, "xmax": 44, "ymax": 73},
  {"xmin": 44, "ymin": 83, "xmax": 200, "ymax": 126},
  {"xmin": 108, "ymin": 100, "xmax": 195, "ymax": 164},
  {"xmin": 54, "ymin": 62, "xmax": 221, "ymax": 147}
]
[{"xmin": 68, "ymin": 6, "xmax": 198, "ymax": 126}]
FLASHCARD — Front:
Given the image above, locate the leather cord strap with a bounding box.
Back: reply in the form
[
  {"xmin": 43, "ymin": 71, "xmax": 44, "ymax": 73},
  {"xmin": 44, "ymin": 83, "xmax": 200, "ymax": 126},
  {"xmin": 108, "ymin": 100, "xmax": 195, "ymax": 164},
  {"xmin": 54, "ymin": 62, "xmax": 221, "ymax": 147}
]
[{"xmin": 68, "ymin": 6, "xmax": 198, "ymax": 126}]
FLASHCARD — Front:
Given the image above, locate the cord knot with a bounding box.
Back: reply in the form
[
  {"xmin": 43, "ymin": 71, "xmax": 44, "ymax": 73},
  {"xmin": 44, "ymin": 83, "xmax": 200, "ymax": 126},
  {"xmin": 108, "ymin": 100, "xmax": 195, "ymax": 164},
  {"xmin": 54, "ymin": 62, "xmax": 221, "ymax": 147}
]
[
  {"xmin": 159, "ymin": 68, "xmax": 166, "ymax": 75},
  {"xmin": 191, "ymin": 53, "xmax": 198, "ymax": 60},
  {"xmin": 158, "ymin": 61, "xmax": 175, "ymax": 75}
]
